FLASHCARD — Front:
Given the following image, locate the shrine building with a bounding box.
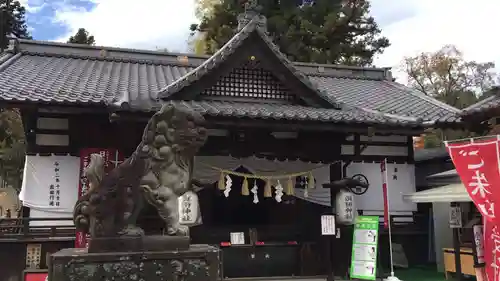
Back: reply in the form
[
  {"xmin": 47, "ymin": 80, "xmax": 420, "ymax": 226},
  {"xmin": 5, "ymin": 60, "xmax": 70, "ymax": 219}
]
[{"xmin": 0, "ymin": 6, "xmax": 462, "ymax": 281}]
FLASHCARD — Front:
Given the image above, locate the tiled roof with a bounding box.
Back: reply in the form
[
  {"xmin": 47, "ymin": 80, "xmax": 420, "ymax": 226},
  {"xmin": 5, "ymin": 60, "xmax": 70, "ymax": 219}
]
[
  {"xmin": 0, "ymin": 39, "xmax": 460, "ymax": 126},
  {"xmin": 311, "ymin": 76, "xmax": 460, "ymax": 124},
  {"xmin": 0, "ymin": 51, "xmax": 417, "ymax": 126},
  {"xmin": 0, "ymin": 50, "xmax": 194, "ymax": 110},
  {"xmin": 461, "ymin": 89, "xmax": 500, "ymax": 117},
  {"xmin": 166, "ymin": 100, "xmax": 418, "ymax": 125}
]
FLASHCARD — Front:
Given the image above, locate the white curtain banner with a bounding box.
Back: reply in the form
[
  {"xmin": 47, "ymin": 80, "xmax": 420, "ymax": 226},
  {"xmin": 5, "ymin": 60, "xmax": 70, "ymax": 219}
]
[
  {"xmin": 19, "ymin": 155, "xmax": 80, "ymax": 213},
  {"xmin": 28, "ymin": 209, "xmax": 74, "ymax": 227}
]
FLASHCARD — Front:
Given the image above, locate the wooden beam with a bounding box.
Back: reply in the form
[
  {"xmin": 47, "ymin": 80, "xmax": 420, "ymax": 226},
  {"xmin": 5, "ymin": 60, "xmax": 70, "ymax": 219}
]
[
  {"xmin": 105, "ymin": 109, "xmax": 425, "ymax": 135},
  {"xmin": 340, "ymin": 155, "xmax": 413, "ymax": 164},
  {"xmin": 407, "ymin": 136, "xmax": 415, "ymax": 163},
  {"xmin": 199, "ymin": 131, "xmax": 343, "ymax": 163},
  {"xmin": 205, "ymin": 118, "xmax": 425, "ymax": 135},
  {"xmin": 20, "ymin": 108, "xmax": 37, "ymax": 154},
  {"xmin": 0, "ymin": 101, "xmax": 112, "ymax": 113}
]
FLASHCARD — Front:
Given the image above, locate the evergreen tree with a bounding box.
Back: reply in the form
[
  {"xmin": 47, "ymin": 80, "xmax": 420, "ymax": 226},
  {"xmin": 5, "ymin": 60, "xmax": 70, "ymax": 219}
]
[
  {"xmin": 67, "ymin": 28, "xmax": 96, "ymax": 45},
  {"xmin": 190, "ymin": 0, "xmax": 389, "ymax": 66},
  {"xmin": 0, "ymin": 0, "xmax": 31, "ymax": 51}
]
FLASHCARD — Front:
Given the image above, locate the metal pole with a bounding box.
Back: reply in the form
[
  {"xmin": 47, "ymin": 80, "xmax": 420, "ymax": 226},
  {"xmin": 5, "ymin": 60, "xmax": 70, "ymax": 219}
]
[
  {"xmin": 451, "ymin": 202, "xmax": 463, "ymax": 281},
  {"xmin": 444, "ymin": 134, "xmax": 499, "ymax": 144},
  {"xmin": 383, "ymin": 158, "xmax": 395, "ymax": 277}
]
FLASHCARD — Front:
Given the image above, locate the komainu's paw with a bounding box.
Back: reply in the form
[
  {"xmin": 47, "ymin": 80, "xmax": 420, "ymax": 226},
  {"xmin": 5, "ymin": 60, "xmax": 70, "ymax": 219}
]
[
  {"xmin": 119, "ymin": 225, "xmax": 145, "ymax": 236},
  {"xmin": 166, "ymin": 225, "xmax": 189, "ymax": 236}
]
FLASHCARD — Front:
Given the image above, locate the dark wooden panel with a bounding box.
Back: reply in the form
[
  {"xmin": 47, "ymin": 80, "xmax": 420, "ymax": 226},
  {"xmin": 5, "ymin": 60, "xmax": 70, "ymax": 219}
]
[
  {"xmin": 341, "ymin": 155, "xmax": 413, "ymax": 164},
  {"xmin": 200, "ymin": 130, "xmax": 343, "ymax": 163},
  {"xmin": 344, "ymin": 140, "xmax": 409, "ymax": 147},
  {"xmin": 21, "ymin": 109, "xmax": 38, "ymax": 154}
]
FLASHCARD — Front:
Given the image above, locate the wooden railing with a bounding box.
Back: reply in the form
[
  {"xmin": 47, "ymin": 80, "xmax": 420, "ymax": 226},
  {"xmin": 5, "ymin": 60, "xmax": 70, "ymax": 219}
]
[
  {"xmin": 0, "ymin": 217, "xmax": 75, "ymax": 239},
  {"xmin": 0, "ymin": 212, "xmax": 428, "ymax": 239},
  {"xmin": 0, "ymin": 215, "xmax": 164, "ymax": 240}
]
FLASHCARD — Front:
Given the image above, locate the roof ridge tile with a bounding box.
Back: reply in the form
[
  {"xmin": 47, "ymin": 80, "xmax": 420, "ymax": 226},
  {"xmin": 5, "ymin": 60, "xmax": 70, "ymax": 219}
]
[{"xmin": 18, "ymin": 50, "xmax": 200, "ymax": 68}]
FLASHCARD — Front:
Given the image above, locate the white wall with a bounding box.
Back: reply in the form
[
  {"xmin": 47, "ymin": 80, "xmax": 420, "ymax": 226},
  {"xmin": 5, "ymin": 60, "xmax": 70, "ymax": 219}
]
[{"xmin": 344, "ymin": 162, "xmax": 417, "ymax": 212}]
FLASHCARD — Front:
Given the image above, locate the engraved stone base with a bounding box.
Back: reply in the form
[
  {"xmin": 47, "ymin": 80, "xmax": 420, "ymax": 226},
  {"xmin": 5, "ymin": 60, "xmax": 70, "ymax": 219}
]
[
  {"xmin": 88, "ymin": 235, "xmax": 190, "ymax": 253},
  {"xmin": 48, "ymin": 245, "xmax": 220, "ymax": 281}
]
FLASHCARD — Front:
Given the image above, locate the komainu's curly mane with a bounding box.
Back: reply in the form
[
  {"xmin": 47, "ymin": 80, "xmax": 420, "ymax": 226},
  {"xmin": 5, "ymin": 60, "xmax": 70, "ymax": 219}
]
[{"xmin": 73, "ymin": 104, "xmax": 207, "ymax": 238}]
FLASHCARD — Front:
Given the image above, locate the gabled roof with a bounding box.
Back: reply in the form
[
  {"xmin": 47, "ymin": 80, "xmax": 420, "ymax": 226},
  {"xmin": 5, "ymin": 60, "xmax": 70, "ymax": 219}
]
[
  {"xmin": 159, "ymin": 17, "xmax": 338, "ymax": 109},
  {"xmin": 0, "ymin": 38, "xmax": 460, "ymax": 127}
]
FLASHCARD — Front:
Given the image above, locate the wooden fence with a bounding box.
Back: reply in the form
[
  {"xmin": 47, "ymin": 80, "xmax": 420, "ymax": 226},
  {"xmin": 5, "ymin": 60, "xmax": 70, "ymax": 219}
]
[{"xmin": 0, "ymin": 217, "xmax": 75, "ymax": 240}]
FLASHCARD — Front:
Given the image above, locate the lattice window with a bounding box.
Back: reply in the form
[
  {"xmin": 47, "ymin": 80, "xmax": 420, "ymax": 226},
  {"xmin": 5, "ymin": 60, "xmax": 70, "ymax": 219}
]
[{"xmin": 202, "ymin": 62, "xmax": 295, "ymax": 101}]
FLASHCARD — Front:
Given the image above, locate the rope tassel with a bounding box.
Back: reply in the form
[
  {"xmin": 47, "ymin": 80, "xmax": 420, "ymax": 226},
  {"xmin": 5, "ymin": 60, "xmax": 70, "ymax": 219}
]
[
  {"xmin": 218, "ymin": 172, "xmax": 226, "ymax": 190},
  {"xmin": 241, "ymin": 177, "xmax": 250, "ymax": 196},
  {"xmin": 308, "ymin": 172, "xmax": 315, "ymax": 189},
  {"xmin": 264, "ymin": 179, "xmax": 272, "ymax": 198},
  {"xmin": 285, "ymin": 177, "xmax": 295, "ymax": 195}
]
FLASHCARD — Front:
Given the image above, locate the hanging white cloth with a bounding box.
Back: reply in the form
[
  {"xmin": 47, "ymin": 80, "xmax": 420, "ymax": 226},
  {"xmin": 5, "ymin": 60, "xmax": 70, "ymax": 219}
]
[
  {"xmin": 28, "ymin": 209, "xmax": 74, "ymax": 227},
  {"xmin": 19, "ymin": 155, "xmax": 80, "ymax": 214}
]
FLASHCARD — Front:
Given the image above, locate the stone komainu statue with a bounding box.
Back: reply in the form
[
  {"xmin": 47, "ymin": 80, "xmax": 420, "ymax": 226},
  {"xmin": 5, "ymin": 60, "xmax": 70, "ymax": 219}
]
[{"xmin": 73, "ymin": 104, "xmax": 207, "ymax": 238}]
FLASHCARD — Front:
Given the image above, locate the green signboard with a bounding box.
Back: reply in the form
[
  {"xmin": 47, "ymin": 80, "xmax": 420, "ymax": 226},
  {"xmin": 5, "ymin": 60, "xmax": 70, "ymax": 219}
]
[{"xmin": 350, "ymin": 216, "xmax": 379, "ymax": 280}]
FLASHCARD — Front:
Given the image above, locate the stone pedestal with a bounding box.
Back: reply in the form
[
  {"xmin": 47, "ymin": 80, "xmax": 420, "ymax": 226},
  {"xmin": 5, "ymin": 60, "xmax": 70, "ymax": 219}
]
[
  {"xmin": 88, "ymin": 235, "xmax": 190, "ymax": 253},
  {"xmin": 48, "ymin": 245, "xmax": 220, "ymax": 281}
]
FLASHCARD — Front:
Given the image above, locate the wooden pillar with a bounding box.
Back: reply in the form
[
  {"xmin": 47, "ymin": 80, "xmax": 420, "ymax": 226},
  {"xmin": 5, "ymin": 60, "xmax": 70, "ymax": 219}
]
[{"xmin": 326, "ymin": 161, "xmax": 343, "ymax": 281}]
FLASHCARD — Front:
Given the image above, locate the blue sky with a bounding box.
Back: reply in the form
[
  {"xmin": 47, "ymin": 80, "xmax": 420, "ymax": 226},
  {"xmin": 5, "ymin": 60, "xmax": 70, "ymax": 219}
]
[
  {"xmin": 24, "ymin": 0, "xmax": 97, "ymax": 41},
  {"xmin": 19, "ymin": 0, "xmax": 500, "ymax": 82},
  {"xmin": 21, "ymin": 0, "xmax": 198, "ymax": 52}
]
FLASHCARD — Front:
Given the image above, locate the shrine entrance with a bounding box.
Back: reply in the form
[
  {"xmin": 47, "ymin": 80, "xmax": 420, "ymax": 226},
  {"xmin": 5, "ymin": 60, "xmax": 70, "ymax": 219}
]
[{"xmin": 191, "ymin": 166, "xmax": 329, "ymax": 278}]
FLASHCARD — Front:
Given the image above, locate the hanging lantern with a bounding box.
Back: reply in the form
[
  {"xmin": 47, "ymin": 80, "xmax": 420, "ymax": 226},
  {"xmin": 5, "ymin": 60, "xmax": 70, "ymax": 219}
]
[
  {"xmin": 335, "ymin": 189, "xmax": 357, "ymax": 225},
  {"xmin": 178, "ymin": 191, "xmax": 202, "ymax": 226}
]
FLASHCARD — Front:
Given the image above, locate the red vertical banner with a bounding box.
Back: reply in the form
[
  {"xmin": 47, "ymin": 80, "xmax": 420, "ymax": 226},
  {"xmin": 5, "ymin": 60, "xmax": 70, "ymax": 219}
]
[
  {"xmin": 446, "ymin": 138, "xmax": 500, "ymax": 223},
  {"xmin": 380, "ymin": 159, "xmax": 389, "ymax": 229},
  {"xmin": 446, "ymin": 136, "xmax": 500, "ymax": 281},
  {"xmin": 484, "ymin": 218, "xmax": 499, "ymax": 281},
  {"xmin": 75, "ymin": 148, "xmax": 124, "ymax": 248}
]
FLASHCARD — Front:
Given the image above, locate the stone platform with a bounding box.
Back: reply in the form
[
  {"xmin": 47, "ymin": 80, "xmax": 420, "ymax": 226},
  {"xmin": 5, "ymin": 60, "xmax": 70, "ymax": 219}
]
[
  {"xmin": 88, "ymin": 235, "xmax": 191, "ymax": 253},
  {"xmin": 48, "ymin": 244, "xmax": 220, "ymax": 281}
]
